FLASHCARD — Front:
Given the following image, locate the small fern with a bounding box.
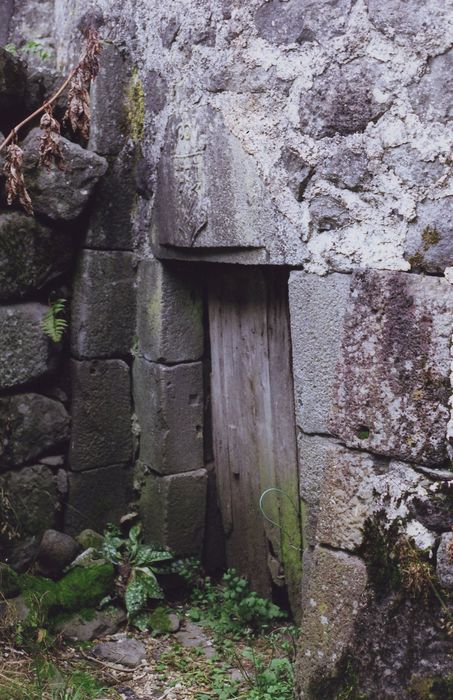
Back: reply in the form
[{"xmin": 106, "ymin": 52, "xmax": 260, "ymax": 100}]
[{"xmin": 42, "ymin": 298, "xmax": 68, "ymax": 343}]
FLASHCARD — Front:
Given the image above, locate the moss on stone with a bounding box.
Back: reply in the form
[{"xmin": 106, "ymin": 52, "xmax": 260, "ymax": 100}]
[
  {"xmin": 126, "ymin": 70, "xmax": 145, "ymax": 142},
  {"xmin": 55, "ymin": 563, "xmax": 115, "ymax": 611},
  {"xmin": 421, "ymin": 225, "xmax": 440, "ymax": 248},
  {"xmin": 0, "ymin": 562, "xmax": 20, "ymax": 598},
  {"xmin": 408, "ymin": 675, "xmax": 453, "ymax": 699},
  {"xmin": 149, "ymin": 605, "xmax": 173, "ymax": 634}
]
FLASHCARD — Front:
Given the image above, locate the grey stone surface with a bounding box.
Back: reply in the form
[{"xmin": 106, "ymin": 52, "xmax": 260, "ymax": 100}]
[
  {"xmin": 329, "ymin": 271, "xmax": 453, "ymax": 465},
  {"xmin": 316, "ymin": 452, "xmax": 430, "ymax": 551},
  {"xmin": 409, "ymin": 51, "xmax": 452, "ymax": 124},
  {"xmin": 297, "ymin": 434, "xmax": 341, "ymax": 545},
  {"xmin": 136, "ymin": 259, "xmax": 203, "ymax": 363},
  {"xmin": 55, "ymin": 607, "xmax": 126, "ymax": 641},
  {"xmin": 319, "ymin": 148, "xmax": 369, "ymax": 190},
  {"xmin": 436, "ymin": 532, "xmax": 453, "ymax": 590},
  {"xmin": 65, "ymin": 464, "xmax": 134, "ymax": 536},
  {"xmin": 367, "ymin": 0, "xmax": 449, "ymax": 42},
  {"xmin": 21, "ymin": 128, "xmax": 107, "ymax": 221},
  {"xmin": 133, "ymin": 359, "xmax": 204, "ymax": 474},
  {"xmin": 0, "ymin": 212, "xmax": 72, "ymax": 301},
  {"xmin": 88, "ymin": 43, "xmax": 130, "ymax": 156},
  {"xmin": 0, "ymin": 303, "xmax": 55, "ymax": 390},
  {"xmin": 93, "ymin": 638, "xmax": 146, "ymax": 668},
  {"xmin": 279, "ymin": 147, "xmax": 313, "ymax": 202},
  {"xmin": 405, "ymin": 197, "xmax": 453, "ymax": 273},
  {"xmin": 69, "ymin": 359, "xmax": 132, "ymax": 472},
  {"xmin": 36, "ymin": 529, "xmax": 80, "ymax": 578},
  {"xmin": 289, "ymin": 271, "xmax": 351, "ymax": 434},
  {"xmin": 175, "ymin": 621, "xmax": 215, "ymax": 658},
  {"xmin": 139, "ymin": 469, "xmax": 207, "ymax": 556},
  {"xmin": 6, "ymin": 537, "xmax": 40, "ymax": 573},
  {"xmin": 152, "ymin": 105, "xmax": 273, "ymax": 250},
  {"xmin": 296, "ymin": 547, "xmax": 367, "ymax": 698},
  {"xmin": 0, "ymin": 465, "xmax": 59, "ymax": 540},
  {"xmin": 309, "ymin": 195, "xmax": 351, "ymax": 232},
  {"xmin": 71, "ymin": 251, "xmax": 136, "ymax": 359},
  {"xmin": 0, "ymin": 47, "xmax": 25, "ymax": 126},
  {"xmin": 299, "ymin": 57, "xmax": 392, "ymax": 139},
  {"xmin": 85, "ymin": 146, "xmax": 137, "ymax": 250},
  {"xmin": 254, "ymin": 0, "xmax": 352, "ymax": 45},
  {"xmin": 0, "ymin": 393, "xmax": 69, "ymax": 470},
  {"xmin": 383, "ymin": 145, "xmax": 445, "ymax": 189},
  {"xmin": 0, "ymin": 0, "xmax": 13, "ymax": 44}
]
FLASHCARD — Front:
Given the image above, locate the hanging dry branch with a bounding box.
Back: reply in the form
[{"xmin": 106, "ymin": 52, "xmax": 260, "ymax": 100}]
[
  {"xmin": 3, "ymin": 141, "xmax": 33, "ymax": 215},
  {"xmin": 0, "ymin": 27, "xmax": 102, "ymax": 215},
  {"xmin": 39, "ymin": 106, "xmax": 65, "ymax": 169}
]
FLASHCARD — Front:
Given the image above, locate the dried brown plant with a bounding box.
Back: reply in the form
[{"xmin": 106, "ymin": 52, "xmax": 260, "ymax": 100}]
[
  {"xmin": 39, "ymin": 106, "xmax": 65, "ymax": 169},
  {"xmin": 3, "ymin": 141, "xmax": 33, "ymax": 216},
  {"xmin": 0, "ymin": 27, "xmax": 102, "ymax": 215},
  {"xmin": 64, "ymin": 27, "xmax": 102, "ymax": 140}
]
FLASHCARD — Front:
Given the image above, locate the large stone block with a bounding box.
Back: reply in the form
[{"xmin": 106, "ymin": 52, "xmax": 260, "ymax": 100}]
[
  {"xmin": 88, "ymin": 43, "xmax": 130, "ymax": 156},
  {"xmin": 329, "ymin": 271, "xmax": 453, "ymax": 466},
  {"xmin": 0, "ymin": 393, "xmax": 69, "ymax": 470},
  {"xmin": 65, "ymin": 465, "xmax": 134, "ymax": 536},
  {"xmin": 254, "ymin": 0, "xmax": 352, "ymax": 45},
  {"xmin": 299, "ymin": 58, "xmax": 392, "ymax": 139},
  {"xmin": 21, "ymin": 128, "xmax": 107, "ymax": 221},
  {"xmin": 139, "ymin": 468, "xmax": 207, "ymax": 556},
  {"xmin": 436, "ymin": 532, "xmax": 453, "ymax": 590},
  {"xmin": 405, "ymin": 196, "xmax": 453, "ymax": 273},
  {"xmin": 136, "ymin": 259, "xmax": 203, "ymax": 363},
  {"xmin": 316, "ymin": 450, "xmax": 432, "ymax": 551},
  {"xmin": 295, "ymin": 547, "xmax": 367, "ymax": 699},
  {"xmin": 133, "ymin": 359, "xmax": 204, "ymax": 474},
  {"xmin": 69, "ymin": 360, "xmax": 132, "ymax": 472},
  {"xmin": 367, "ymin": 0, "xmax": 449, "ymax": 44},
  {"xmin": 71, "ymin": 251, "xmax": 136, "ymax": 359},
  {"xmin": 85, "ymin": 146, "xmax": 136, "ymax": 250},
  {"xmin": 0, "ymin": 212, "xmax": 72, "ymax": 302},
  {"xmin": 152, "ymin": 105, "xmax": 268, "ymax": 249},
  {"xmin": 0, "ymin": 465, "xmax": 59, "ymax": 540},
  {"xmin": 409, "ymin": 51, "xmax": 452, "ymax": 124},
  {"xmin": 0, "ymin": 303, "xmax": 55, "ymax": 390},
  {"xmin": 289, "ymin": 272, "xmax": 351, "ymax": 434}
]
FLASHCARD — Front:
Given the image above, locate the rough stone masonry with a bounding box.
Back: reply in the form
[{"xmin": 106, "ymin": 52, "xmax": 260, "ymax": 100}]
[{"xmin": 0, "ymin": 0, "xmax": 452, "ymax": 698}]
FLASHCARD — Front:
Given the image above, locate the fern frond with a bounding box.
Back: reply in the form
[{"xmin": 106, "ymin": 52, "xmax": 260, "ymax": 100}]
[{"xmin": 42, "ymin": 298, "xmax": 68, "ymax": 343}]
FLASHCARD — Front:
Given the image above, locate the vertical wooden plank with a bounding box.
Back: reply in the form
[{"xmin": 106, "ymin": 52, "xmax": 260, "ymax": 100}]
[
  {"xmin": 267, "ymin": 270, "xmax": 303, "ymax": 619},
  {"xmin": 208, "ymin": 266, "xmax": 301, "ymax": 607}
]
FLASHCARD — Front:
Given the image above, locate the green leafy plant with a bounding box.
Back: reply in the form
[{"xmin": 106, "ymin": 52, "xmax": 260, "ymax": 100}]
[
  {"xmin": 190, "ymin": 569, "xmax": 285, "ymax": 640},
  {"xmin": 100, "ymin": 523, "xmax": 173, "ymax": 628},
  {"xmin": 42, "ymin": 298, "xmax": 68, "ymax": 343}
]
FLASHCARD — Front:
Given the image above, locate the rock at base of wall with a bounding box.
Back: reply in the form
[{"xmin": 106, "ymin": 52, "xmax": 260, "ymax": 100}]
[
  {"xmin": 0, "ymin": 393, "xmax": 69, "ymax": 470},
  {"xmin": 0, "ymin": 465, "xmax": 59, "ymax": 541},
  {"xmin": 64, "ymin": 464, "xmax": 134, "ymax": 536},
  {"xmin": 295, "ymin": 547, "xmax": 367, "ymax": 698},
  {"xmin": 36, "ymin": 529, "xmax": 80, "ymax": 579},
  {"xmin": 139, "ymin": 469, "xmax": 207, "ymax": 557}
]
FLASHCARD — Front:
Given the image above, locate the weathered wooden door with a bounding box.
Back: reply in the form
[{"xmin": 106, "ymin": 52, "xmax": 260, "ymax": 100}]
[{"xmin": 208, "ymin": 267, "xmax": 302, "ymax": 616}]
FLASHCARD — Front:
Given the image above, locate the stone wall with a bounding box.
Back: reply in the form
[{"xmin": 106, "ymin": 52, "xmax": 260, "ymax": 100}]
[
  {"xmin": 0, "ymin": 42, "xmax": 107, "ymax": 567},
  {"xmin": 2, "ymin": 0, "xmax": 452, "ymax": 697}
]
